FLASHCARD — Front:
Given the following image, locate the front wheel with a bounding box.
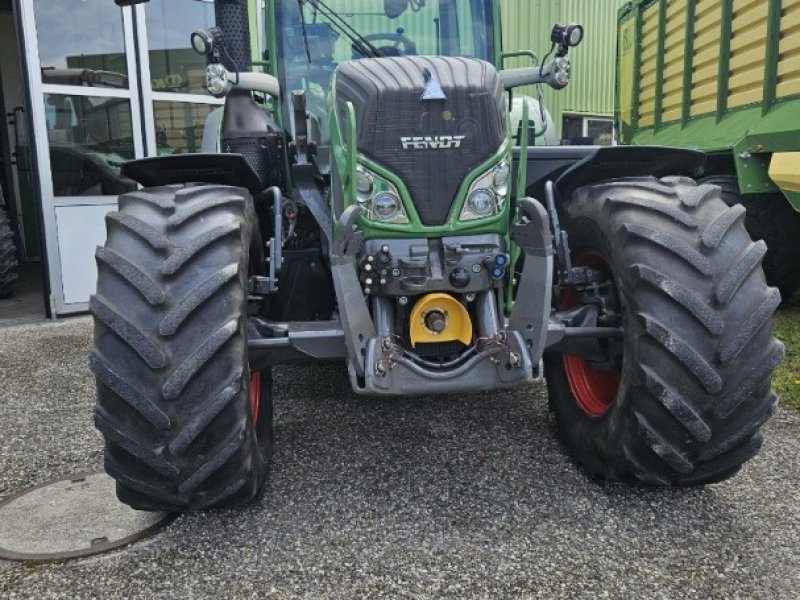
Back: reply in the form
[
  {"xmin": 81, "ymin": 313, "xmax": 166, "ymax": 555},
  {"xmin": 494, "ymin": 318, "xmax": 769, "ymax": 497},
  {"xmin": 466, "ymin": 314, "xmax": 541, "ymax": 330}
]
[
  {"xmin": 545, "ymin": 177, "xmax": 784, "ymax": 485},
  {"xmin": 90, "ymin": 184, "xmax": 272, "ymax": 511}
]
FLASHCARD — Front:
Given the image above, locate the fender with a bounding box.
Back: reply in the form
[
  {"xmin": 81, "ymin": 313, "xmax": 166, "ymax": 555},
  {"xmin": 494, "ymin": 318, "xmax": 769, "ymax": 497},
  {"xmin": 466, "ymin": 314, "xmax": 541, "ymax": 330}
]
[
  {"xmin": 554, "ymin": 145, "xmax": 705, "ymax": 200},
  {"xmin": 121, "ymin": 153, "xmax": 263, "ymax": 196}
]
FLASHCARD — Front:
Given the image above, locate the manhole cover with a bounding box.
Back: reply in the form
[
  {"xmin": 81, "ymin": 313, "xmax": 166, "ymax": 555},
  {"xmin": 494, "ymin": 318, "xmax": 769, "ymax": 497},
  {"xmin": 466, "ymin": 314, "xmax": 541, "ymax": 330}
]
[{"xmin": 0, "ymin": 472, "xmax": 174, "ymax": 562}]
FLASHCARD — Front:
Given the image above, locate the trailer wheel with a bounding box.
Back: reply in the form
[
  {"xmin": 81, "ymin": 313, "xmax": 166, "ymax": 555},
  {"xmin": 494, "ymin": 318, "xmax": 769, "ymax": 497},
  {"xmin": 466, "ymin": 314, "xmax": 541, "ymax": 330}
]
[
  {"xmin": 700, "ymin": 175, "xmax": 800, "ymax": 303},
  {"xmin": 90, "ymin": 184, "xmax": 272, "ymax": 511},
  {"xmin": 544, "ymin": 177, "xmax": 783, "ymax": 485},
  {"xmin": 0, "ymin": 205, "xmax": 19, "ymax": 299}
]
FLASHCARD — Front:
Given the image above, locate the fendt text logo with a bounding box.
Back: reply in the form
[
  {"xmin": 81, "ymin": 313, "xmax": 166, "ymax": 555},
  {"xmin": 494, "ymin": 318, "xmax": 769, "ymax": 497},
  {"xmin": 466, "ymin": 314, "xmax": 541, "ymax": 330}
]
[{"xmin": 400, "ymin": 135, "xmax": 466, "ymax": 150}]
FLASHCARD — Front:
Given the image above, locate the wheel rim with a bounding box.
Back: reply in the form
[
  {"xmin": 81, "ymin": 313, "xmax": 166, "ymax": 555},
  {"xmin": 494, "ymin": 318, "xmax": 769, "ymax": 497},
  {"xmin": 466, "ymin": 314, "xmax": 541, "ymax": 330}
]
[
  {"xmin": 249, "ymin": 371, "xmax": 261, "ymax": 427},
  {"xmin": 561, "ymin": 249, "xmax": 621, "ymax": 418}
]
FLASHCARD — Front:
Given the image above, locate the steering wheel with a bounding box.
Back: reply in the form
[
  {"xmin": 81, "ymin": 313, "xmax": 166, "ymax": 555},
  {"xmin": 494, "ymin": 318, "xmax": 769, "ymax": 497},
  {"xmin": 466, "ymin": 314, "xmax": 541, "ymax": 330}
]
[{"xmin": 355, "ymin": 30, "xmax": 417, "ymax": 57}]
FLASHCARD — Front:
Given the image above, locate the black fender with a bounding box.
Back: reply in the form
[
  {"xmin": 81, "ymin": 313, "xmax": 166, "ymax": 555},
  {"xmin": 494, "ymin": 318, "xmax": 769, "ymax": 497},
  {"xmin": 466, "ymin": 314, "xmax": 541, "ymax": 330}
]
[
  {"xmin": 120, "ymin": 153, "xmax": 264, "ymax": 196},
  {"xmin": 554, "ymin": 145, "xmax": 705, "ymax": 200}
]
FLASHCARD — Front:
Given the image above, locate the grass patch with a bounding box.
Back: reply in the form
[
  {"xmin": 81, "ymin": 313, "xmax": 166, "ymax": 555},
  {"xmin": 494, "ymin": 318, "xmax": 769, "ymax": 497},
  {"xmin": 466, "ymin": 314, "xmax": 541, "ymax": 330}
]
[{"xmin": 774, "ymin": 293, "xmax": 800, "ymax": 409}]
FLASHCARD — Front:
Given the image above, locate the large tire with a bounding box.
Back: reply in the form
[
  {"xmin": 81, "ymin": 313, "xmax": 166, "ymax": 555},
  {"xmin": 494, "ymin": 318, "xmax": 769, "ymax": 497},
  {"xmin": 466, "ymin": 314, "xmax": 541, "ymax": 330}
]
[
  {"xmin": 700, "ymin": 175, "xmax": 800, "ymax": 302},
  {"xmin": 544, "ymin": 177, "xmax": 784, "ymax": 485},
  {"xmin": 90, "ymin": 184, "xmax": 272, "ymax": 511},
  {"xmin": 0, "ymin": 205, "xmax": 19, "ymax": 299}
]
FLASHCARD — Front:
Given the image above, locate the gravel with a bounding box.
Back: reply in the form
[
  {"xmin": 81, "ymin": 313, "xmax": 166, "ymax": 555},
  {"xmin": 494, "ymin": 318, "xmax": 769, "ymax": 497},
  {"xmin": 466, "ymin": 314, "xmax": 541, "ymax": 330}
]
[{"xmin": 1, "ymin": 319, "xmax": 799, "ymax": 599}]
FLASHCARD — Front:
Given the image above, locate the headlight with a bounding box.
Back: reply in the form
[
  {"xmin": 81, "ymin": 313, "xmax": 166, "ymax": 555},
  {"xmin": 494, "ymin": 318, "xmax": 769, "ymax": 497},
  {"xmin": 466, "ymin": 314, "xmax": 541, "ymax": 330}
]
[
  {"xmin": 356, "ymin": 166, "xmax": 374, "ymax": 196},
  {"xmin": 372, "ymin": 192, "xmax": 402, "ymax": 222},
  {"xmin": 466, "ymin": 189, "xmax": 496, "ymax": 218},
  {"xmin": 459, "ymin": 157, "xmax": 510, "ymax": 221},
  {"xmin": 568, "ymin": 25, "xmax": 584, "ymax": 47},
  {"xmin": 551, "ymin": 23, "xmax": 584, "ymax": 51},
  {"xmin": 493, "ymin": 161, "xmax": 510, "ymax": 189},
  {"xmin": 206, "ymin": 63, "xmax": 230, "ymax": 97},
  {"xmin": 356, "ymin": 165, "xmax": 410, "ymax": 224},
  {"xmin": 191, "ymin": 26, "xmax": 224, "ymax": 57}
]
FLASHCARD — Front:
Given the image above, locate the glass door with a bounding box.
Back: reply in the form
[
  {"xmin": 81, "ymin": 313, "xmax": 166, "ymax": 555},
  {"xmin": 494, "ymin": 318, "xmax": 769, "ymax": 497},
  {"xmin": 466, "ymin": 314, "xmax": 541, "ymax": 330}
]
[{"xmin": 20, "ymin": 0, "xmax": 145, "ymax": 314}]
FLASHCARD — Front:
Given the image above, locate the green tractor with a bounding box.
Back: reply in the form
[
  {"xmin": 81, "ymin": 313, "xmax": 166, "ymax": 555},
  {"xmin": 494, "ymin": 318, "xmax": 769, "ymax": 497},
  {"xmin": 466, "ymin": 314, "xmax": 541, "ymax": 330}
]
[{"xmin": 93, "ymin": 0, "xmax": 783, "ymax": 512}]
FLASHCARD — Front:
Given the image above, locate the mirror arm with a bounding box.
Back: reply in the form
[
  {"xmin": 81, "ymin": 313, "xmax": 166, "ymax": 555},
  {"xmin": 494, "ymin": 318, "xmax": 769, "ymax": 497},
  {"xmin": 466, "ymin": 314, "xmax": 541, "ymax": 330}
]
[{"xmin": 499, "ymin": 57, "xmax": 571, "ymax": 91}]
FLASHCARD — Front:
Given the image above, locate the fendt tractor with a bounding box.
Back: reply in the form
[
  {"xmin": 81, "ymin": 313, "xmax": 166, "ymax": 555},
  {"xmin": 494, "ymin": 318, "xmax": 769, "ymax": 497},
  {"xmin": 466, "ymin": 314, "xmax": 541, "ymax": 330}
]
[{"xmin": 93, "ymin": 0, "xmax": 784, "ymax": 512}]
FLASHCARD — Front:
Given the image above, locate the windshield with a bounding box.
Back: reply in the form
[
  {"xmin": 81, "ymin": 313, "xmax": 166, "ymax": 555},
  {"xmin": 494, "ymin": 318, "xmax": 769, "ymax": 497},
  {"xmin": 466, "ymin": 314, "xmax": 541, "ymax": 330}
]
[{"xmin": 275, "ymin": 0, "xmax": 495, "ymax": 172}]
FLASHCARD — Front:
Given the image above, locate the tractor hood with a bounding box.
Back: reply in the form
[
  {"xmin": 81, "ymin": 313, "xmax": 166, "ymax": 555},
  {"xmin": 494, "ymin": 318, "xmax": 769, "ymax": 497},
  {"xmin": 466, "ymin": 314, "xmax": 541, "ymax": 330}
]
[{"xmin": 334, "ymin": 56, "xmax": 507, "ymax": 226}]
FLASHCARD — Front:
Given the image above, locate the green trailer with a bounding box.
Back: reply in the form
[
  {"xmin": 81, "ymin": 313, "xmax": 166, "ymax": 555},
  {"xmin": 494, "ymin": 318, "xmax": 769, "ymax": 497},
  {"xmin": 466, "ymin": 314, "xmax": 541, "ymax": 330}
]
[{"xmin": 617, "ymin": 0, "xmax": 800, "ymax": 300}]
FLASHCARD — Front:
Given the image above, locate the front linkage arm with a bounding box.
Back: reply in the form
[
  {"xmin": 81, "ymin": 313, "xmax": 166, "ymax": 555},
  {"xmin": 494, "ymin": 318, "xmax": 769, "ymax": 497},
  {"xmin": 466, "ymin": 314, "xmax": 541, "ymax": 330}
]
[
  {"xmin": 508, "ymin": 197, "xmax": 554, "ymax": 370},
  {"xmin": 329, "ymin": 204, "xmax": 376, "ymax": 379}
]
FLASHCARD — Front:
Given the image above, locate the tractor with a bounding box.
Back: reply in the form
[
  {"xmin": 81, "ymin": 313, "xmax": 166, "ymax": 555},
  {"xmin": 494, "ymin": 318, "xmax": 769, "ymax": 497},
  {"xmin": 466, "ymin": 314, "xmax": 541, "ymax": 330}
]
[{"xmin": 93, "ymin": 0, "xmax": 784, "ymax": 511}]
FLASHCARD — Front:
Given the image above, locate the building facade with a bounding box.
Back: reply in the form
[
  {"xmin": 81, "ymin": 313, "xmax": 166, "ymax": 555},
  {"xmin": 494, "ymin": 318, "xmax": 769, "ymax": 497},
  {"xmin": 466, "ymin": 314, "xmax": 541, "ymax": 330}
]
[
  {"xmin": 501, "ymin": 0, "xmax": 626, "ymax": 143},
  {"xmin": 0, "ymin": 0, "xmax": 265, "ymax": 315}
]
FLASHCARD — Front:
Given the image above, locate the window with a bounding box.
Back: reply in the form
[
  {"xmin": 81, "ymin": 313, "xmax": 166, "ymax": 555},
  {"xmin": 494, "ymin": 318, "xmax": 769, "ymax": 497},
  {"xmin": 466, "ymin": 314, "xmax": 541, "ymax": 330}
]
[
  {"xmin": 145, "ymin": 0, "xmax": 215, "ymax": 95},
  {"xmin": 44, "ymin": 94, "xmax": 136, "ymax": 196},
  {"xmin": 561, "ymin": 115, "xmax": 615, "ymax": 146},
  {"xmin": 33, "ymin": 0, "xmax": 138, "ymax": 197},
  {"xmin": 152, "ymin": 101, "xmax": 216, "ymax": 155},
  {"xmin": 141, "ymin": 0, "xmax": 223, "ymax": 156},
  {"xmin": 35, "ymin": 0, "xmax": 128, "ymax": 84},
  {"xmin": 275, "ymin": 0, "xmax": 495, "ymax": 172}
]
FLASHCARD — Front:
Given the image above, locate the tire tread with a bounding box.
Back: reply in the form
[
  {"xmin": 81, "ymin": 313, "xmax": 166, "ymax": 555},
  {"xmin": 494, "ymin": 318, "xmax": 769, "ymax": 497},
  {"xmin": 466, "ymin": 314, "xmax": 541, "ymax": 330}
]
[
  {"xmin": 701, "ymin": 175, "xmax": 800, "ymax": 301},
  {"xmin": 547, "ymin": 176, "xmax": 782, "ymax": 486},
  {"xmin": 90, "ymin": 184, "xmax": 269, "ymax": 512}
]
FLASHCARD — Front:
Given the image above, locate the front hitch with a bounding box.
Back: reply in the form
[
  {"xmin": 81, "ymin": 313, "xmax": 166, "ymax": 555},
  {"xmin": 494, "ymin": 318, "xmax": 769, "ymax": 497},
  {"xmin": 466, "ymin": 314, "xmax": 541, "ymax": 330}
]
[
  {"xmin": 508, "ymin": 197, "xmax": 554, "ymax": 367},
  {"xmin": 330, "ymin": 204, "xmax": 376, "ymax": 378}
]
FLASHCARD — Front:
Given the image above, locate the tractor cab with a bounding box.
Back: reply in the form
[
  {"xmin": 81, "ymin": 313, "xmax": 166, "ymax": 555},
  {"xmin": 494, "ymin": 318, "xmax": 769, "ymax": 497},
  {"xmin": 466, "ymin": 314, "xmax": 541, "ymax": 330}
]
[{"xmin": 274, "ymin": 0, "xmax": 497, "ymax": 173}]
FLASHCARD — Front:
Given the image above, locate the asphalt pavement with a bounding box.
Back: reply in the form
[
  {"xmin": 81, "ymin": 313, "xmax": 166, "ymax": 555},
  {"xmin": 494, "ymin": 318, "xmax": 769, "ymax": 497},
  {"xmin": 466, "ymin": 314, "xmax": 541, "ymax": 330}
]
[{"xmin": 1, "ymin": 318, "xmax": 799, "ymax": 599}]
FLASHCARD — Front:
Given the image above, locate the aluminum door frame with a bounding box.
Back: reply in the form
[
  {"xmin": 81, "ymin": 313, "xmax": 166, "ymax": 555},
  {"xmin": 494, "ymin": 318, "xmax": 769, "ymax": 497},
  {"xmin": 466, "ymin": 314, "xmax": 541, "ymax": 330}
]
[{"xmin": 19, "ymin": 1, "xmax": 145, "ymax": 315}]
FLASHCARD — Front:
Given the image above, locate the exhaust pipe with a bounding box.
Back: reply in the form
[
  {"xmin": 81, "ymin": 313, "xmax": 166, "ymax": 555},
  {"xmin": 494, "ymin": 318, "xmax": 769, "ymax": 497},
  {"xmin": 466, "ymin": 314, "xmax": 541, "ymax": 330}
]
[
  {"xmin": 214, "ymin": 0, "xmax": 252, "ymax": 72},
  {"xmin": 117, "ymin": 0, "xmax": 277, "ymax": 186},
  {"xmin": 213, "ymin": 0, "xmax": 282, "ymax": 190}
]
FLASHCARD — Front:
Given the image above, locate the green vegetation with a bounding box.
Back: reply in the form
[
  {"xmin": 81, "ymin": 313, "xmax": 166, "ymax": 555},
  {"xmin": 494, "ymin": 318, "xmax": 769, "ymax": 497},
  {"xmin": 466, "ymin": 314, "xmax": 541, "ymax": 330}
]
[{"xmin": 774, "ymin": 294, "xmax": 800, "ymax": 409}]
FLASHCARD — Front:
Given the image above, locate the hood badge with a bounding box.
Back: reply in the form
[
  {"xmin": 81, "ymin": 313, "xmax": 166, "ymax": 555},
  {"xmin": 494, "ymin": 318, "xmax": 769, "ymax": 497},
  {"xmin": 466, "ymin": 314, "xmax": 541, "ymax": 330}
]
[
  {"xmin": 401, "ymin": 135, "xmax": 466, "ymax": 150},
  {"xmin": 421, "ymin": 68, "xmax": 447, "ymax": 101}
]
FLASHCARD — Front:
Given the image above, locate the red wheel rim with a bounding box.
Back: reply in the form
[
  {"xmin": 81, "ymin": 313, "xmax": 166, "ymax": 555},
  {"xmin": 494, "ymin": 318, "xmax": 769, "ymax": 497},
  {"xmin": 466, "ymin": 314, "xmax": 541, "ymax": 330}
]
[
  {"xmin": 249, "ymin": 371, "xmax": 261, "ymax": 427},
  {"xmin": 561, "ymin": 249, "xmax": 621, "ymax": 418}
]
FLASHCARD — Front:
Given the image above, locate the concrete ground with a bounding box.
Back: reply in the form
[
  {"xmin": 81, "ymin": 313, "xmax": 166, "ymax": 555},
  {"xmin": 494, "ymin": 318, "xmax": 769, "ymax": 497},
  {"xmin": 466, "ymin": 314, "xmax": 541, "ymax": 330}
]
[{"xmin": 1, "ymin": 319, "xmax": 799, "ymax": 599}]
